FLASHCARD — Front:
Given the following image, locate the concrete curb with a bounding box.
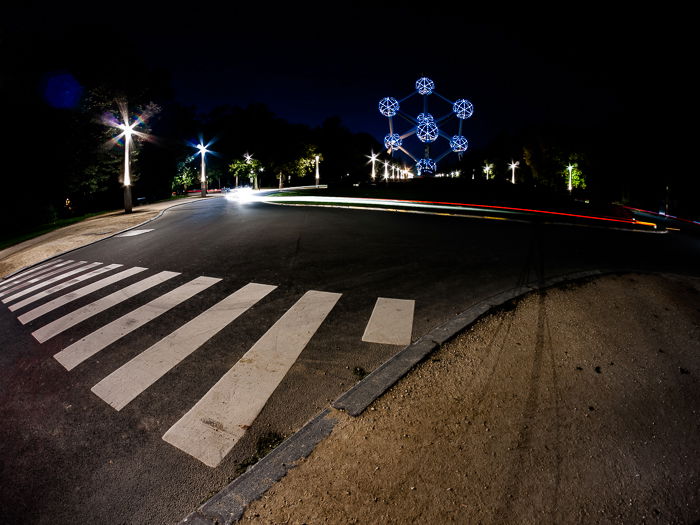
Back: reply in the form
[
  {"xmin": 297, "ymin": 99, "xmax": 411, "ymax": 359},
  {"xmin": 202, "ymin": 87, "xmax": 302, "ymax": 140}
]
[
  {"xmin": 182, "ymin": 267, "xmax": 628, "ymax": 523},
  {"xmin": 0, "ymin": 197, "xmax": 214, "ymax": 281}
]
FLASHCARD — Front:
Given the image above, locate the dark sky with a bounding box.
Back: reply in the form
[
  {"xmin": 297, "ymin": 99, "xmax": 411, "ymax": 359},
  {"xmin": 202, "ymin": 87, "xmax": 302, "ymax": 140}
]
[{"xmin": 2, "ymin": 5, "xmax": 692, "ymax": 159}]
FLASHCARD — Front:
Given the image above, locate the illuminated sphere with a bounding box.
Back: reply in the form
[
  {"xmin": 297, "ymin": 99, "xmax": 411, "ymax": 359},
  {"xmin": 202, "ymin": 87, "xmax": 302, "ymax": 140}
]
[
  {"xmin": 378, "ymin": 97, "xmax": 399, "ymax": 117},
  {"xmin": 416, "ymin": 77, "xmax": 435, "ymax": 95},
  {"xmin": 453, "ymin": 99, "xmax": 474, "ymax": 119},
  {"xmin": 417, "ymin": 120, "xmax": 439, "ymax": 143},
  {"xmin": 417, "ymin": 112, "xmax": 434, "ymax": 124},
  {"xmin": 416, "ymin": 158, "xmax": 437, "ymax": 174},
  {"xmin": 450, "ymin": 135, "xmax": 469, "ymax": 153},
  {"xmin": 384, "ymin": 133, "xmax": 402, "ymax": 150}
]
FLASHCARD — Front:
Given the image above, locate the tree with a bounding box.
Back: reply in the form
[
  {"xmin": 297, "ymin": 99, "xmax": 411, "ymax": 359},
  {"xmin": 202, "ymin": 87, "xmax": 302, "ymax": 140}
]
[
  {"xmin": 228, "ymin": 155, "xmax": 262, "ymax": 188},
  {"xmin": 172, "ymin": 161, "xmax": 196, "ymax": 194}
]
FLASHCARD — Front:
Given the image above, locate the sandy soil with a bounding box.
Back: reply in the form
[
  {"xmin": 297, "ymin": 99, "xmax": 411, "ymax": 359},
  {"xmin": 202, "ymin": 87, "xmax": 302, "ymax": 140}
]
[{"xmin": 242, "ymin": 273, "xmax": 700, "ymax": 524}]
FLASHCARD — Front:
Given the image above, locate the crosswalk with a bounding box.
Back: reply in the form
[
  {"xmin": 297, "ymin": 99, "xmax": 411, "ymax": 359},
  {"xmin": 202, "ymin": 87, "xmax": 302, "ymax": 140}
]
[{"xmin": 1, "ymin": 258, "xmax": 416, "ymax": 468}]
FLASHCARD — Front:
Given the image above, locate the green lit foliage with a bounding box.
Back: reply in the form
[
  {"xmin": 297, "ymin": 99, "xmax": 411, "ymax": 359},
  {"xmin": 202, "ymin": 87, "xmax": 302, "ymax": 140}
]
[
  {"xmin": 561, "ymin": 154, "xmax": 586, "ymax": 190},
  {"xmin": 229, "ymin": 156, "xmax": 262, "ymax": 188},
  {"xmin": 172, "ymin": 161, "xmax": 196, "ymax": 193}
]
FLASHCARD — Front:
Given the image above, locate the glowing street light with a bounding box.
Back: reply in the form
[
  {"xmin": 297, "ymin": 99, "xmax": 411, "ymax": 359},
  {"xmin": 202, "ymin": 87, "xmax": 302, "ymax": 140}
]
[
  {"xmin": 367, "ymin": 151, "xmax": 378, "ymax": 181},
  {"xmin": 118, "ymin": 120, "xmax": 137, "ymax": 213},
  {"xmin": 195, "ymin": 143, "xmax": 210, "ymax": 197},
  {"xmin": 508, "ymin": 160, "xmax": 520, "ymax": 184},
  {"xmin": 383, "ymin": 161, "xmax": 389, "ymax": 181},
  {"xmin": 567, "ymin": 164, "xmax": 574, "ymax": 192},
  {"xmin": 483, "ymin": 162, "xmax": 493, "ymax": 180},
  {"xmin": 315, "ymin": 155, "xmax": 320, "ymax": 186}
]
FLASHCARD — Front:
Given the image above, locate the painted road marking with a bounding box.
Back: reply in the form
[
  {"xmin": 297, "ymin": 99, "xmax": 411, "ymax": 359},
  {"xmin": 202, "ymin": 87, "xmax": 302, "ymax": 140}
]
[
  {"xmin": 54, "ymin": 276, "xmax": 221, "ymax": 371},
  {"xmin": 0, "ymin": 259, "xmax": 66, "ymax": 290},
  {"xmin": 116, "ymin": 229, "xmax": 154, "ymax": 237},
  {"xmin": 162, "ymin": 289, "xmax": 341, "ymax": 468},
  {"xmin": 362, "ymin": 297, "xmax": 415, "ymax": 346},
  {"xmin": 18, "ymin": 267, "xmax": 148, "ymax": 325},
  {"xmin": 9, "ymin": 264, "xmax": 123, "ymax": 312},
  {"xmin": 91, "ymin": 282, "xmax": 277, "ymax": 411},
  {"xmin": 2, "ymin": 262, "xmax": 103, "ymax": 304},
  {"xmin": 31, "ymin": 271, "xmax": 179, "ymax": 343},
  {"xmin": 0, "ymin": 261, "xmax": 88, "ymax": 298}
]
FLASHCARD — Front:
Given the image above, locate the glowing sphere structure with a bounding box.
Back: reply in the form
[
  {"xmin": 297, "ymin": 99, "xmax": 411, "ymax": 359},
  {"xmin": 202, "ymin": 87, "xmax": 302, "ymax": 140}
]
[
  {"xmin": 417, "ymin": 112, "xmax": 434, "ymax": 123},
  {"xmin": 416, "ymin": 158, "xmax": 437, "ymax": 174},
  {"xmin": 378, "ymin": 97, "xmax": 399, "ymax": 117},
  {"xmin": 377, "ymin": 77, "xmax": 476, "ymax": 176},
  {"xmin": 416, "ymin": 77, "xmax": 435, "ymax": 95},
  {"xmin": 450, "ymin": 135, "xmax": 469, "ymax": 153},
  {"xmin": 417, "ymin": 120, "xmax": 439, "ymax": 143},
  {"xmin": 384, "ymin": 133, "xmax": 402, "ymax": 150},
  {"xmin": 453, "ymin": 99, "xmax": 474, "ymax": 120}
]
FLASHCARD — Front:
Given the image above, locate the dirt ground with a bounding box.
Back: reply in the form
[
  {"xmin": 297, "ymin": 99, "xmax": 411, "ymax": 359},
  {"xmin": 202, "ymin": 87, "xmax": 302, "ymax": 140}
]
[{"xmin": 242, "ymin": 273, "xmax": 700, "ymax": 524}]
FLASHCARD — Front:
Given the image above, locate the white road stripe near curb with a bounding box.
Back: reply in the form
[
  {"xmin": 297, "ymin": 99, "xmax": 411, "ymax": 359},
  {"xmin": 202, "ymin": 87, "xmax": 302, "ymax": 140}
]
[
  {"xmin": 9, "ymin": 264, "xmax": 123, "ymax": 312},
  {"xmin": 162, "ymin": 289, "xmax": 341, "ymax": 468},
  {"xmin": 2, "ymin": 262, "xmax": 103, "ymax": 304},
  {"xmin": 17, "ymin": 267, "xmax": 147, "ymax": 325},
  {"xmin": 116, "ymin": 229, "xmax": 154, "ymax": 237},
  {"xmin": 54, "ymin": 276, "xmax": 222, "ymax": 371},
  {"xmin": 0, "ymin": 259, "xmax": 65, "ymax": 290},
  {"xmin": 362, "ymin": 297, "xmax": 415, "ymax": 346},
  {"xmin": 0, "ymin": 260, "xmax": 87, "ymax": 298},
  {"xmin": 31, "ymin": 271, "xmax": 179, "ymax": 343},
  {"xmin": 91, "ymin": 282, "xmax": 277, "ymax": 411}
]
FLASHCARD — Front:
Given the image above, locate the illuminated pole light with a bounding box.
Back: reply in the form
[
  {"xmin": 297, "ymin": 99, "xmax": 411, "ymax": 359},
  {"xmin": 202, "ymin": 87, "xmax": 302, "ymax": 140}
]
[
  {"xmin": 196, "ymin": 143, "xmax": 209, "ymax": 197},
  {"xmin": 567, "ymin": 164, "xmax": 573, "ymax": 192},
  {"xmin": 368, "ymin": 152, "xmax": 378, "ymax": 181},
  {"xmin": 315, "ymin": 155, "xmax": 320, "ymax": 186},
  {"xmin": 483, "ymin": 162, "xmax": 493, "ymax": 180},
  {"xmin": 508, "ymin": 160, "xmax": 520, "ymax": 184},
  {"xmin": 383, "ymin": 161, "xmax": 389, "ymax": 181},
  {"xmin": 118, "ymin": 121, "xmax": 137, "ymax": 213}
]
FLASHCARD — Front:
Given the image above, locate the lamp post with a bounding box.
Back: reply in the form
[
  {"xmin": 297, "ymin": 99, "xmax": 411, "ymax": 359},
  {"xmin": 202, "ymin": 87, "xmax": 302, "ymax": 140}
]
[
  {"xmin": 508, "ymin": 160, "xmax": 520, "ymax": 184},
  {"xmin": 383, "ymin": 161, "xmax": 389, "ymax": 182},
  {"xmin": 368, "ymin": 151, "xmax": 378, "ymax": 181},
  {"xmin": 567, "ymin": 164, "xmax": 573, "ymax": 192},
  {"xmin": 196, "ymin": 143, "xmax": 209, "ymax": 197},
  {"xmin": 483, "ymin": 162, "xmax": 493, "ymax": 180},
  {"xmin": 315, "ymin": 155, "xmax": 320, "ymax": 186},
  {"xmin": 117, "ymin": 120, "xmax": 137, "ymax": 213}
]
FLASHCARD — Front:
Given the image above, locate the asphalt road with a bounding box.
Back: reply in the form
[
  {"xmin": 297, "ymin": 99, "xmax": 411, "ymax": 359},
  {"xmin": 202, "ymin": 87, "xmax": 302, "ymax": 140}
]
[{"xmin": 1, "ymin": 196, "xmax": 699, "ymax": 524}]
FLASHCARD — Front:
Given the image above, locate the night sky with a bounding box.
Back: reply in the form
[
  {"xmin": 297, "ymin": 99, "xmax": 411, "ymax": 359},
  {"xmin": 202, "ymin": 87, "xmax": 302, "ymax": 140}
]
[{"xmin": 2, "ymin": 5, "xmax": 693, "ymax": 170}]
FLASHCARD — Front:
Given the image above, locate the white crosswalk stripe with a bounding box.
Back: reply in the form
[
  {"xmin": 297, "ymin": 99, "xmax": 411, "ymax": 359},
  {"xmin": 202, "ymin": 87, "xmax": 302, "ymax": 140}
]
[
  {"xmin": 54, "ymin": 276, "xmax": 221, "ymax": 371},
  {"xmin": 162, "ymin": 289, "xmax": 341, "ymax": 467},
  {"xmin": 8, "ymin": 264, "xmax": 123, "ymax": 312},
  {"xmin": 17, "ymin": 267, "xmax": 147, "ymax": 325},
  {"xmin": 0, "ymin": 259, "xmax": 66, "ymax": 291},
  {"xmin": 362, "ymin": 297, "xmax": 415, "ymax": 345},
  {"xmin": 2, "ymin": 262, "xmax": 104, "ymax": 304},
  {"xmin": 2, "ymin": 257, "xmax": 419, "ymax": 469},
  {"xmin": 0, "ymin": 260, "xmax": 88, "ymax": 298},
  {"xmin": 31, "ymin": 271, "xmax": 180, "ymax": 343},
  {"xmin": 91, "ymin": 282, "xmax": 277, "ymax": 411}
]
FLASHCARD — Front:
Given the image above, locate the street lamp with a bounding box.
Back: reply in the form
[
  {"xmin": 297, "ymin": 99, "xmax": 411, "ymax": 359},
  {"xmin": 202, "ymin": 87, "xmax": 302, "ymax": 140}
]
[
  {"xmin": 508, "ymin": 160, "xmax": 520, "ymax": 184},
  {"xmin": 196, "ymin": 143, "xmax": 210, "ymax": 197},
  {"xmin": 383, "ymin": 161, "xmax": 389, "ymax": 181},
  {"xmin": 118, "ymin": 120, "xmax": 137, "ymax": 213},
  {"xmin": 567, "ymin": 164, "xmax": 573, "ymax": 192},
  {"xmin": 483, "ymin": 162, "xmax": 493, "ymax": 180},
  {"xmin": 368, "ymin": 151, "xmax": 378, "ymax": 181},
  {"xmin": 315, "ymin": 155, "xmax": 320, "ymax": 186}
]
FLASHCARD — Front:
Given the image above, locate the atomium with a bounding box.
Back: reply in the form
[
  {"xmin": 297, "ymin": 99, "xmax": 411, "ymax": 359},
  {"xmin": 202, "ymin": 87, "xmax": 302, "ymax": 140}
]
[
  {"xmin": 450, "ymin": 135, "xmax": 469, "ymax": 152},
  {"xmin": 416, "ymin": 158, "xmax": 437, "ymax": 175},
  {"xmin": 384, "ymin": 133, "xmax": 402, "ymax": 150},
  {"xmin": 378, "ymin": 77, "xmax": 475, "ymax": 176},
  {"xmin": 417, "ymin": 120, "xmax": 439, "ymax": 143},
  {"xmin": 416, "ymin": 77, "xmax": 435, "ymax": 95},
  {"xmin": 453, "ymin": 99, "xmax": 474, "ymax": 120},
  {"xmin": 378, "ymin": 97, "xmax": 399, "ymax": 117}
]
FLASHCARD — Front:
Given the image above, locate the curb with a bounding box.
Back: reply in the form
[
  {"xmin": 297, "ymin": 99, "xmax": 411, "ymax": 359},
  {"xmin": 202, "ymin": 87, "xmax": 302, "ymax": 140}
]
[
  {"xmin": 0, "ymin": 197, "xmax": 215, "ymax": 282},
  {"xmin": 180, "ymin": 267, "xmax": 627, "ymax": 524}
]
